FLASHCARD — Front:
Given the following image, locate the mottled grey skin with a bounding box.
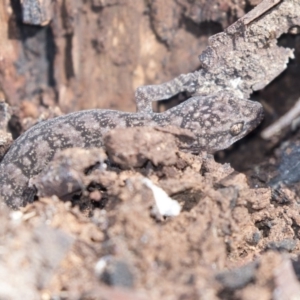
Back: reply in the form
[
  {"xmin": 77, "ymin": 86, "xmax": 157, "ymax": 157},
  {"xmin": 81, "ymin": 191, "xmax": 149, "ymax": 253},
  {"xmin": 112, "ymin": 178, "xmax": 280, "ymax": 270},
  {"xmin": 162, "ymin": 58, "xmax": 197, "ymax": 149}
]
[{"xmin": 0, "ymin": 90, "xmax": 263, "ymax": 209}]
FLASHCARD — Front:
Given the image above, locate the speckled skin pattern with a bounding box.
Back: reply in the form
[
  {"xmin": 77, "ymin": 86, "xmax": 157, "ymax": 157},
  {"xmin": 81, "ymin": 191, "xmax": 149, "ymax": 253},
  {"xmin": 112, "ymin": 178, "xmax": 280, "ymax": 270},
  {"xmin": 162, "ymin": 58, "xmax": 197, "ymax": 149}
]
[{"xmin": 0, "ymin": 90, "xmax": 263, "ymax": 208}]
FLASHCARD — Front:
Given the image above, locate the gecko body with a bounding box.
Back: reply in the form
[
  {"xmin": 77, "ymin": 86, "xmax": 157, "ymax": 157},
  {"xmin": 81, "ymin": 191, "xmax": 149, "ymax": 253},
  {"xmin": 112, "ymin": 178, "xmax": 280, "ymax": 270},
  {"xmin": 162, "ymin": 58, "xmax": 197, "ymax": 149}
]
[{"xmin": 0, "ymin": 91, "xmax": 263, "ymax": 208}]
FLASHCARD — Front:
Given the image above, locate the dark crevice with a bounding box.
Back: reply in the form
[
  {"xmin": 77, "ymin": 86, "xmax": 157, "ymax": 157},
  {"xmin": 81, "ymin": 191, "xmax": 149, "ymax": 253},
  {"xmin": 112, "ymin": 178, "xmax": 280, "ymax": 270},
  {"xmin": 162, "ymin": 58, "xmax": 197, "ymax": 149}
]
[
  {"xmin": 61, "ymin": 0, "xmax": 75, "ymax": 79},
  {"xmin": 8, "ymin": 0, "xmax": 58, "ymax": 104},
  {"xmin": 8, "ymin": 114, "xmax": 22, "ymax": 140},
  {"xmin": 155, "ymin": 91, "xmax": 192, "ymax": 113},
  {"xmin": 291, "ymin": 220, "xmax": 300, "ymax": 240},
  {"xmin": 64, "ymin": 34, "xmax": 75, "ymax": 80},
  {"xmin": 255, "ymin": 220, "xmax": 272, "ymax": 238},
  {"xmin": 244, "ymin": 0, "xmax": 256, "ymax": 14},
  {"xmin": 9, "ymin": 0, "xmax": 44, "ymax": 39},
  {"xmin": 181, "ymin": 17, "xmax": 223, "ymax": 39},
  {"xmin": 46, "ymin": 26, "xmax": 57, "ymax": 88},
  {"xmin": 278, "ymin": 33, "xmax": 300, "ymax": 66}
]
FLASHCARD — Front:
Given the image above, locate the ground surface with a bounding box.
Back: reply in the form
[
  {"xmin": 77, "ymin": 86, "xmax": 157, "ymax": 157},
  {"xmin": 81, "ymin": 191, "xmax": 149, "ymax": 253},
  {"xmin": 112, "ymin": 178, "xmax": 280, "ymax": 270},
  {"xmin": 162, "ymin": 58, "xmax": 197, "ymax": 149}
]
[
  {"xmin": 1, "ymin": 0, "xmax": 300, "ymax": 299},
  {"xmin": 1, "ymin": 124, "xmax": 300, "ymax": 299}
]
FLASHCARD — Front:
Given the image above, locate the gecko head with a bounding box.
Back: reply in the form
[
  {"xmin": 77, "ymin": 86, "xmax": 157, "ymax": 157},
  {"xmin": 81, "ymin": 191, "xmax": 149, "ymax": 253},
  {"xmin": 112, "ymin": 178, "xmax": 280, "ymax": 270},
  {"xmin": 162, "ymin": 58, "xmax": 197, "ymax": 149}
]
[{"xmin": 179, "ymin": 91, "xmax": 264, "ymax": 153}]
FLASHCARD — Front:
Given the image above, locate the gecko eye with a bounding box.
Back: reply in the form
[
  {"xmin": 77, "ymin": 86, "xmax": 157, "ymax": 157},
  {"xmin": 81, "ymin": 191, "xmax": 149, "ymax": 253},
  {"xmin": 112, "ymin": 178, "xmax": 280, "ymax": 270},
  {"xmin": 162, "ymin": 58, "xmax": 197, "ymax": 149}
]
[{"xmin": 230, "ymin": 122, "xmax": 244, "ymax": 136}]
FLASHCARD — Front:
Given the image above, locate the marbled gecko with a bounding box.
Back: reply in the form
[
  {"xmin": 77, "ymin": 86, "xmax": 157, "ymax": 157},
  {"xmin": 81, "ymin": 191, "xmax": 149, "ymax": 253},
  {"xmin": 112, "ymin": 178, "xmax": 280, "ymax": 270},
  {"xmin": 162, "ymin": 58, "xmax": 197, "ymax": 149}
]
[{"xmin": 0, "ymin": 89, "xmax": 263, "ymax": 209}]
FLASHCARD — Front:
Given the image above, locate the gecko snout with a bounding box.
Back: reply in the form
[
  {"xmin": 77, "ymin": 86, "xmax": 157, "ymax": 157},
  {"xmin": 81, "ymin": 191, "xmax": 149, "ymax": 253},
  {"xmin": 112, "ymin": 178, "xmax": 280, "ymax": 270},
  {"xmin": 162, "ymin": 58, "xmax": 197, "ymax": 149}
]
[{"xmin": 250, "ymin": 103, "xmax": 264, "ymax": 128}]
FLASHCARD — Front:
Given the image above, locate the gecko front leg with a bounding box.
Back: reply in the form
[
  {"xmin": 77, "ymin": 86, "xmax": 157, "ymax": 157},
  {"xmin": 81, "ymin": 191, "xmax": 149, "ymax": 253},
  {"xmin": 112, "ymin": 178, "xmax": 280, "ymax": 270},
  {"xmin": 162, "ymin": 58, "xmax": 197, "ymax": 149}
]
[{"xmin": 135, "ymin": 72, "xmax": 199, "ymax": 114}]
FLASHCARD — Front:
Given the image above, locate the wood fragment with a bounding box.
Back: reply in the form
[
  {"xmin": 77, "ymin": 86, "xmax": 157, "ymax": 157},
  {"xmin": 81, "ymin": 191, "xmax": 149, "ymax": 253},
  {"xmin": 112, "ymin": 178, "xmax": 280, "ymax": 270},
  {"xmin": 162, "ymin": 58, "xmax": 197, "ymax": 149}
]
[
  {"xmin": 261, "ymin": 97, "xmax": 300, "ymax": 139},
  {"xmin": 241, "ymin": 0, "xmax": 282, "ymax": 25},
  {"xmin": 22, "ymin": 0, "xmax": 53, "ymax": 26}
]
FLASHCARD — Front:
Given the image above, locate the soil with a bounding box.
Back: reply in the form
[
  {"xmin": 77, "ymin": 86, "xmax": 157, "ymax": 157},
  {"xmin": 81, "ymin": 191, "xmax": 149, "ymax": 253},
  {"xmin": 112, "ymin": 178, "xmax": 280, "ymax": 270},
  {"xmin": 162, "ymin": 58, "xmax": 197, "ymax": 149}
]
[
  {"xmin": 1, "ymin": 0, "xmax": 300, "ymax": 299},
  {"xmin": 1, "ymin": 123, "xmax": 300, "ymax": 299}
]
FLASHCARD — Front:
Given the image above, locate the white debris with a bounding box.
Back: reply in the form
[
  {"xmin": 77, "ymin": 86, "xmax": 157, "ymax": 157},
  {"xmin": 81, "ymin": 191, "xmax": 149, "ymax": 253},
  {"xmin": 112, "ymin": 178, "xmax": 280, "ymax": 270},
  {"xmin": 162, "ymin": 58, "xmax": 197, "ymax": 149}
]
[
  {"xmin": 142, "ymin": 178, "xmax": 181, "ymax": 218},
  {"xmin": 94, "ymin": 255, "xmax": 112, "ymax": 278},
  {"xmin": 9, "ymin": 211, "xmax": 26, "ymax": 225},
  {"xmin": 229, "ymin": 77, "xmax": 242, "ymax": 89},
  {"xmin": 9, "ymin": 211, "xmax": 23, "ymax": 221}
]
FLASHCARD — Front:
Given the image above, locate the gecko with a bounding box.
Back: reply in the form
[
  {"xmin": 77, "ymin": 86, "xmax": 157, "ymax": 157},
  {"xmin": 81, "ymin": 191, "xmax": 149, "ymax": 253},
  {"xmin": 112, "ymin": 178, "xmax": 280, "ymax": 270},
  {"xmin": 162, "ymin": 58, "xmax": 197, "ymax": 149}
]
[
  {"xmin": 4, "ymin": 0, "xmax": 292, "ymax": 209},
  {"xmin": 0, "ymin": 90, "xmax": 263, "ymax": 209}
]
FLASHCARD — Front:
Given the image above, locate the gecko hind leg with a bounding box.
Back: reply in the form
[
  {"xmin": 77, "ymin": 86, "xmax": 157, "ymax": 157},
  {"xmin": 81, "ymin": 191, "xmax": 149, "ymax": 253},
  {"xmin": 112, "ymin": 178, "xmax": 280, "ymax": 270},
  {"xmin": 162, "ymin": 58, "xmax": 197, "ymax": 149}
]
[{"xmin": 135, "ymin": 72, "xmax": 198, "ymax": 114}]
